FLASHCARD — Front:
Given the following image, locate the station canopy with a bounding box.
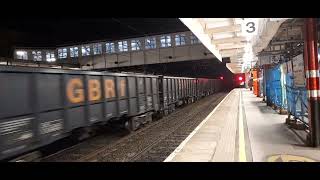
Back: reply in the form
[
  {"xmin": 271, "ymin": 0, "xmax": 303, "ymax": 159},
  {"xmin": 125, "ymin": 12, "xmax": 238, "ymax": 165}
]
[{"xmin": 179, "ymin": 18, "xmax": 290, "ymax": 73}]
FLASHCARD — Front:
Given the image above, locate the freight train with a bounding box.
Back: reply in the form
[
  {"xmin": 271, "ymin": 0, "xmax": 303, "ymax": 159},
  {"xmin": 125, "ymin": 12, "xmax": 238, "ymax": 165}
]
[{"xmin": 0, "ymin": 66, "xmax": 224, "ymax": 160}]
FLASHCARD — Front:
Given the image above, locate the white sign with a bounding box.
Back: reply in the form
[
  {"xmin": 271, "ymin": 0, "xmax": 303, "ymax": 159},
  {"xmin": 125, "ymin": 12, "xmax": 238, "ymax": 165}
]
[
  {"xmin": 241, "ymin": 18, "xmax": 258, "ymax": 36},
  {"xmin": 292, "ymin": 54, "xmax": 305, "ymax": 87}
]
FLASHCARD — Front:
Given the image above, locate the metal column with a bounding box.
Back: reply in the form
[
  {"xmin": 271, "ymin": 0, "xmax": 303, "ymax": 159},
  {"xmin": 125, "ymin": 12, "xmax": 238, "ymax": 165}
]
[{"xmin": 304, "ymin": 18, "xmax": 320, "ymax": 147}]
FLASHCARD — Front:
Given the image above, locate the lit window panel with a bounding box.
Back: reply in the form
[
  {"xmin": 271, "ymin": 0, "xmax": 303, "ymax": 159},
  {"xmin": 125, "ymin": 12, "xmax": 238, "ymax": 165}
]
[
  {"xmin": 82, "ymin": 45, "xmax": 91, "ymax": 56},
  {"xmin": 145, "ymin": 37, "xmax": 156, "ymax": 49},
  {"xmin": 16, "ymin": 50, "xmax": 28, "ymax": 60},
  {"xmin": 106, "ymin": 42, "xmax": 115, "ymax": 53},
  {"xmin": 160, "ymin": 35, "xmax": 171, "ymax": 47},
  {"xmin": 58, "ymin": 48, "xmax": 67, "ymax": 59},
  {"xmin": 46, "ymin": 52, "xmax": 56, "ymax": 62},
  {"xmin": 70, "ymin": 47, "xmax": 79, "ymax": 57},
  {"xmin": 93, "ymin": 44, "xmax": 102, "ymax": 55},
  {"xmin": 32, "ymin": 51, "xmax": 42, "ymax": 61},
  {"xmin": 131, "ymin": 39, "xmax": 141, "ymax": 51},
  {"xmin": 118, "ymin": 41, "xmax": 128, "ymax": 52},
  {"xmin": 175, "ymin": 34, "xmax": 186, "ymax": 46}
]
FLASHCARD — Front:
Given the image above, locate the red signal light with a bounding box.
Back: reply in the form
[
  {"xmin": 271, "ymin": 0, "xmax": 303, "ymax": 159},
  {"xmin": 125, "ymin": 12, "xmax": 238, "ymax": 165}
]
[
  {"xmin": 220, "ymin": 76, "xmax": 224, "ymax": 80},
  {"xmin": 238, "ymin": 76, "xmax": 243, "ymax": 81}
]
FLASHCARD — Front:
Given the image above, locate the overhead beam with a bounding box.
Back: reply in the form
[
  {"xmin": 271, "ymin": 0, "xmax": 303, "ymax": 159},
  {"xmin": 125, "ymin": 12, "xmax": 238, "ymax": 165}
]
[
  {"xmin": 220, "ymin": 48, "xmax": 245, "ymax": 55},
  {"xmin": 220, "ymin": 51, "xmax": 244, "ymax": 57},
  {"xmin": 212, "ymin": 36, "xmax": 247, "ymax": 44},
  {"xmin": 205, "ymin": 24, "xmax": 242, "ymax": 34},
  {"xmin": 230, "ymin": 56, "xmax": 243, "ymax": 60},
  {"xmin": 226, "ymin": 63, "xmax": 241, "ymax": 73},
  {"xmin": 230, "ymin": 56, "xmax": 244, "ymax": 61},
  {"xmin": 216, "ymin": 44, "xmax": 246, "ymax": 50},
  {"xmin": 223, "ymin": 54, "xmax": 243, "ymax": 61},
  {"xmin": 202, "ymin": 18, "xmax": 230, "ymax": 23},
  {"xmin": 179, "ymin": 18, "xmax": 222, "ymax": 61},
  {"xmin": 230, "ymin": 60, "xmax": 244, "ymax": 64},
  {"xmin": 227, "ymin": 63, "xmax": 243, "ymax": 68},
  {"xmin": 221, "ymin": 51, "xmax": 245, "ymax": 58},
  {"xmin": 221, "ymin": 52, "xmax": 245, "ymax": 57},
  {"xmin": 230, "ymin": 63, "xmax": 244, "ymax": 65},
  {"xmin": 198, "ymin": 18, "xmax": 207, "ymax": 29}
]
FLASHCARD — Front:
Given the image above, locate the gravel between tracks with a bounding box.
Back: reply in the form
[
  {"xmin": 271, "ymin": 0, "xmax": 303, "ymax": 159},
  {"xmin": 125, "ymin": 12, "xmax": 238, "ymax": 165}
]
[{"xmin": 42, "ymin": 92, "xmax": 227, "ymax": 162}]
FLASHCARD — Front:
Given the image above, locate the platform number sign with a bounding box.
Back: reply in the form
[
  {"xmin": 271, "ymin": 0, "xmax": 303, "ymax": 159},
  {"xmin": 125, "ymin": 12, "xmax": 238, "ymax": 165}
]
[
  {"xmin": 242, "ymin": 19, "xmax": 258, "ymax": 36},
  {"xmin": 246, "ymin": 22, "xmax": 255, "ymax": 33}
]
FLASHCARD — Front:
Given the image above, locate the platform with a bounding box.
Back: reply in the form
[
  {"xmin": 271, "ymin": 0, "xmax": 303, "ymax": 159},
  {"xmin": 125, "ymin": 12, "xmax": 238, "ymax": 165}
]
[{"xmin": 164, "ymin": 88, "xmax": 320, "ymax": 162}]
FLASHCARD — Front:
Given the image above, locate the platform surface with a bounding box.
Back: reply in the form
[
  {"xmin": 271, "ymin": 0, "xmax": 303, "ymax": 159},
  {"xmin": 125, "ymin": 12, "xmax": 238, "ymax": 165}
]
[{"xmin": 165, "ymin": 88, "xmax": 320, "ymax": 162}]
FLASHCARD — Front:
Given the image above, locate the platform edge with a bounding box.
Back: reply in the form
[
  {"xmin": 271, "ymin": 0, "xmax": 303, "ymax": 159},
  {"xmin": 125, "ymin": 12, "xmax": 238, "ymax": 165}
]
[{"xmin": 163, "ymin": 91, "xmax": 234, "ymax": 162}]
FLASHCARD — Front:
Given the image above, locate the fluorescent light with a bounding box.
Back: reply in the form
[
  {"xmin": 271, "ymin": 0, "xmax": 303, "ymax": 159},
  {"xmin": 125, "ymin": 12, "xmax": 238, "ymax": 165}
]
[
  {"xmin": 47, "ymin": 58, "xmax": 56, "ymax": 62},
  {"xmin": 16, "ymin": 51, "xmax": 26, "ymax": 56}
]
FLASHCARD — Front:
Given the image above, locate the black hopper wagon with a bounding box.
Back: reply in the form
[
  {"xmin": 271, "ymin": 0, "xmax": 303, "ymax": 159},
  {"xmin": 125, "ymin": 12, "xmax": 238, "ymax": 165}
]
[{"xmin": 0, "ymin": 66, "xmax": 223, "ymax": 160}]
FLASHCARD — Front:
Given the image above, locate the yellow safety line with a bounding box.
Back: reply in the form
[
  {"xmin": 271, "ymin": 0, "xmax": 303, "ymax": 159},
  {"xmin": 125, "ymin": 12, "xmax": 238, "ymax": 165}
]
[{"xmin": 238, "ymin": 90, "xmax": 247, "ymax": 162}]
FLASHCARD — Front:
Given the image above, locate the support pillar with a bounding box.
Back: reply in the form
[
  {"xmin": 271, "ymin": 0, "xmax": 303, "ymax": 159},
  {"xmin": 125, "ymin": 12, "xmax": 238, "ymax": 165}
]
[{"xmin": 304, "ymin": 18, "xmax": 320, "ymax": 147}]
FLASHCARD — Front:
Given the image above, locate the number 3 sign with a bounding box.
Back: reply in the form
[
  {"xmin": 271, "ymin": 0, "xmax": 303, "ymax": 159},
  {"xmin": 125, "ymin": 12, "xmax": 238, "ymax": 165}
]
[
  {"xmin": 241, "ymin": 18, "xmax": 258, "ymax": 36},
  {"xmin": 246, "ymin": 22, "xmax": 256, "ymax": 33}
]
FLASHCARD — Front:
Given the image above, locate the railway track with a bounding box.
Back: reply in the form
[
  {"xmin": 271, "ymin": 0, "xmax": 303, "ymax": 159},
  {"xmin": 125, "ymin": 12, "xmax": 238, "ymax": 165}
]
[
  {"xmin": 128, "ymin": 93, "xmax": 227, "ymax": 162},
  {"xmin": 41, "ymin": 92, "xmax": 227, "ymax": 162}
]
